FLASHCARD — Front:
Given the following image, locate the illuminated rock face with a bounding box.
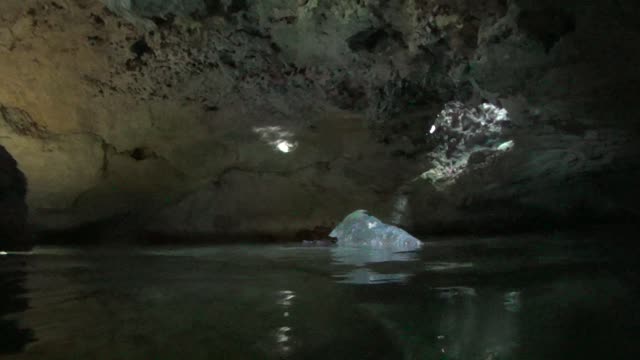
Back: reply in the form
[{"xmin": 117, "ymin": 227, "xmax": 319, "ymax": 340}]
[
  {"xmin": 0, "ymin": 0, "xmax": 639, "ymax": 239},
  {"xmin": 421, "ymin": 102, "xmax": 513, "ymax": 188},
  {"xmin": 0, "ymin": 145, "xmax": 27, "ymax": 249}
]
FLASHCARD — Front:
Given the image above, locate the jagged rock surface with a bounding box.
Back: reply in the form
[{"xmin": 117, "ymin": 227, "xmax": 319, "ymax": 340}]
[
  {"xmin": 330, "ymin": 210, "xmax": 422, "ymax": 250},
  {"xmin": 419, "ymin": 101, "xmax": 513, "ymax": 189},
  {"xmin": 0, "ymin": 0, "xmax": 639, "ymax": 240}
]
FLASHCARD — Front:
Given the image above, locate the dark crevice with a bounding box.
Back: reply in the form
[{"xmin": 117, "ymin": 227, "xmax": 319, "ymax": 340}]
[
  {"xmin": 219, "ymin": 52, "xmax": 237, "ymax": 68},
  {"xmin": 0, "ymin": 105, "xmax": 49, "ymax": 138},
  {"xmin": 236, "ymin": 27, "xmax": 271, "ymax": 39},
  {"xmin": 130, "ymin": 38, "xmax": 154, "ymax": 58},
  {"xmin": 517, "ymin": 7, "xmax": 576, "ymax": 52},
  {"xmin": 347, "ymin": 27, "xmax": 405, "ymax": 53},
  {"xmin": 227, "ymin": 0, "xmax": 248, "ymax": 14},
  {"xmin": 198, "ymin": 0, "xmax": 247, "ymax": 19},
  {"xmin": 211, "ymin": 155, "xmax": 347, "ymax": 187},
  {"xmin": 149, "ymin": 13, "xmax": 175, "ymax": 28},
  {"xmin": 127, "ymin": 147, "xmax": 157, "ymax": 161},
  {"xmin": 203, "ymin": 0, "xmax": 225, "ymax": 16},
  {"xmin": 90, "ymin": 13, "xmax": 105, "ymax": 26}
]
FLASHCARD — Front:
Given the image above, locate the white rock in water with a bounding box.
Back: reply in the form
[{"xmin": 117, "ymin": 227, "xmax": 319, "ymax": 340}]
[{"xmin": 329, "ymin": 210, "xmax": 422, "ymax": 251}]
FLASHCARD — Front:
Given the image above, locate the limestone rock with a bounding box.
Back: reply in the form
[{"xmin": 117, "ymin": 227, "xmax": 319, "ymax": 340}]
[
  {"xmin": 330, "ymin": 210, "xmax": 422, "ymax": 251},
  {"xmin": 420, "ymin": 101, "xmax": 513, "ymax": 188},
  {"xmin": 0, "ymin": 0, "xmax": 638, "ymax": 239}
]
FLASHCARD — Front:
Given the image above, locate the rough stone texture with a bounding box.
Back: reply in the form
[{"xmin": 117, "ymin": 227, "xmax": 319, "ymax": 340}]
[
  {"xmin": 329, "ymin": 210, "xmax": 422, "ymax": 250},
  {"xmin": 405, "ymin": 0, "xmax": 640, "ymax": 233},
  {"xmin": 0, "ymin": 145, "xmax": 28, "ymax": 249},
  {"xmin": 0, "ymin": 0, "xmax": 639, "ymax": 240},
  {"xmin": 419, "ymin": 101, "xmax": 513, "ymax": 189}
]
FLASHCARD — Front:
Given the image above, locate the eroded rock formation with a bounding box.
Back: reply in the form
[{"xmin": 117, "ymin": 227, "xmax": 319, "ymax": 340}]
[{"xmin": 0, "ymin": 0, "xmax": 639, "ymax": 240}]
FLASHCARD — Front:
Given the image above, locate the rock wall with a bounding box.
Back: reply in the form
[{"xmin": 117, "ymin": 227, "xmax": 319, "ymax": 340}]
[
  {"xmin": 0, "ymin": 145, "xmax": 28, "ymax": 249},
  {"xmin": 0, "ymin": 0, "xmax": 639, "ymax": 240},
  {"xmin": 406, "ymin": 0, "xmax": 640, "ymax": 233}
]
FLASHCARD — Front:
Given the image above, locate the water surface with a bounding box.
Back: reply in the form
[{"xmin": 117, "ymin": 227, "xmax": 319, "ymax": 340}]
[{"xmin": 1, "ymin": 231, "xmax": 638, "ymax": 359}]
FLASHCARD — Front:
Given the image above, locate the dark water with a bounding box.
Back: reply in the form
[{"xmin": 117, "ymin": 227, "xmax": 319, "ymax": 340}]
[{"xmin": 1, "ymin": 231, "xmax": 639, "ymax": 359}]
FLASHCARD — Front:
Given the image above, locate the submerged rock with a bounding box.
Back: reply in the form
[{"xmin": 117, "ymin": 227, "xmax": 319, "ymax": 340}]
[{"xmin": 329, "ymin": 210, "xmax": 422, "ymax": 251}]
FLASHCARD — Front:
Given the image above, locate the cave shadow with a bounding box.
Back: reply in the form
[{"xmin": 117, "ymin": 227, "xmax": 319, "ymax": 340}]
[{"xmin": 0, "ymin": 256, "xmax": 36, "ymax": 354}]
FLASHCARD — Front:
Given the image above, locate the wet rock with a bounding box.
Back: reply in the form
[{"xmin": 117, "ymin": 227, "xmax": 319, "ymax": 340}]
[{"xmin": 330, "ymin": 210, "xmax": 422, "ymax": 251}]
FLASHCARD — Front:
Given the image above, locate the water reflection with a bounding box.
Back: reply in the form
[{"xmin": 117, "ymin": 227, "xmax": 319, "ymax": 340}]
[
  {"xmin": 504, "ymin": 291, "xmax": 521, "ymax": 313},
  {"xmin": 275, "ymin": 290, "xmax": 295, "ymax": 355},
  {"xmin": 360, "ymin": 284, "xmax": 521, "ymax": 359},
  {"xmin": 2, "ymin": 235, "xmax": 639, "ymax": 359},
  {"xmin": 433, "ymin": 286, "xmax": 477, "ymax": 299},
  {"xmin": 433, "ymin": 288, "xmax": 519, "ymax": 359},
  {"xmin": 333, "ymin": 268, "xmax": 411, "ymax": 284},
  {"xmin": 425, "ymin": 261, "xmax": 474, "ymax": 271},
  {"xmin": 0, "ymin": 255, "xmax": 35, "ymax": 354},
  {"xmin": 331, "ymin": 246, "xmax": 418, "ymax": 266},
  {"xmin": 330, "ymin": 246, "xmax": 419, "ymax": 284}
]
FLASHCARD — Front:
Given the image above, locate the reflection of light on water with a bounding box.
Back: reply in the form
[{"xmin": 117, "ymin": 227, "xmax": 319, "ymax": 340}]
[
  {"xmin": 504, "ymin": 291, "xmax": 521, "ymax": 312},
  {"xmin": 330, "ymin": 246, "xmax": 418, "ymax": 285},
  {"xmin": 331, "ymin": 246, "xmax": 418, "ymax": 267},
  {"xmin": 276, "ymin": 326, "xmax": 291, "ymax": 343},
  {"xmin": 334, "ymin": 268, "xmax": 410, "ymax": 284},
  {"xmin": 277, "ymin": 290, "xmax": 295, "ymax": 306},
  {"xmin": 11, "ymin": 248, "xmax": 74, "ymax": 256},
  {"xmin": 433, "ymin": 286, "xmax": 477, "ymax": 299},
  {"xmin": 425, "ymin": 262, "xmax": 474, "ymax": 271},
  {"xmin": 275, "ymin": 290, "xmax": 295, "ymax": 354},
  {"xmin": 434, "ymin": 287, "xmax": 520, "ymax": 359}
]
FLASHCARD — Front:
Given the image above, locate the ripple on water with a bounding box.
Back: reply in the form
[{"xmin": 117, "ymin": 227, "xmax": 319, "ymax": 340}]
[
  {"xmin": 334, "ymin": 268, "xmax": 411, "ymax": 284},
  {"xmin": 424, "ymin": 262, "xmax": 474, "ymax": 272}
]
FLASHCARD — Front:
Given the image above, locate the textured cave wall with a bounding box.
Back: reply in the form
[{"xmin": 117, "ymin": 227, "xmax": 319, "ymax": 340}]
[
  {"xmin": 0, "ymin": 145, "xmax": 28, "ymax": 249},
  {"xmin": 0, "ymin": 0, "xmax": 639, "ymax": 240},
  {"xmin": 406, "ymin": 0, "xmax": 640, "ymax": 233},
  {"xmin": 1, "ymin": 0, "xmax": 426, "ymax": 237}
]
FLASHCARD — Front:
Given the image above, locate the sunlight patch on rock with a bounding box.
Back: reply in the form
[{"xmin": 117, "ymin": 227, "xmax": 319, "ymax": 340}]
[
  {"xmin": 421, "ymin": 102, "xmax": 513, "ymax": 189},
  {"xmin": 253, "ymin": 126, "xmax": 298, "ymax": 154}
]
